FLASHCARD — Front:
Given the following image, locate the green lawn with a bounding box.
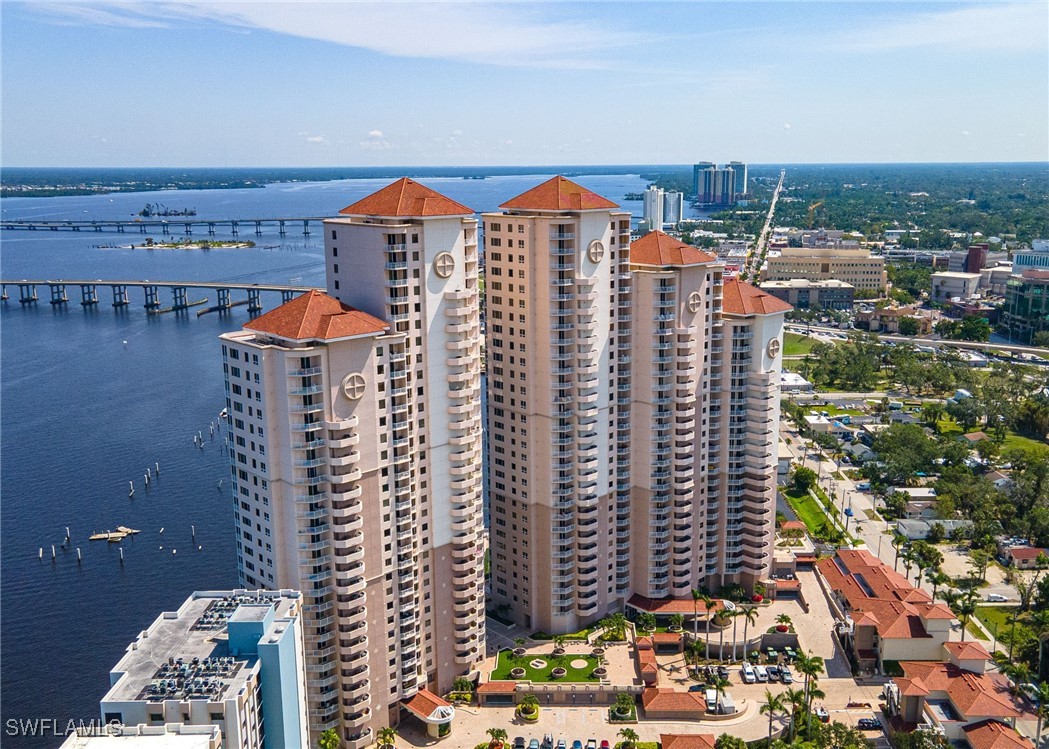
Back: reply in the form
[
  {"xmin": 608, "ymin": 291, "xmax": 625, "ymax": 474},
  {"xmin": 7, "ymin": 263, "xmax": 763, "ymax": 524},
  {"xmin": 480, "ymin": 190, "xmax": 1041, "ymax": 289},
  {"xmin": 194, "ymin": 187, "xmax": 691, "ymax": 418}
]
[
  {"xmin": 935, "ymin": 417, "xmax": 1048, "ymax": 456},
  {"xmin": 806, "ymin": 404, "xmax": 864, "ymax": 417},
  {"xmin": 784, "ymin": 487, "xmax": 830, "ymax": 535},
  {"xmin": 973, "ymin": 605, "xmax": 1028, "ymax": 640},
  {"xmin": 489, "ymin": 649, "xmax": 600, "ymax": 682},
  {"xmin": 784, "ymin": 332, "xmax": 818, "ymax": 357}
]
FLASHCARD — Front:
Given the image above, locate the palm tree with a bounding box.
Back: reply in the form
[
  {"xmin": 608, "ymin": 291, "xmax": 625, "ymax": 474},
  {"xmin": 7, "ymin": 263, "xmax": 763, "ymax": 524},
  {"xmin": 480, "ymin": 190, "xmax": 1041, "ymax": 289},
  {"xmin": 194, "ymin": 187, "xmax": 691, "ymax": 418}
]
[
  {"xmin": 794, "ymin": 649, "xmax": 825, "ymax": 735},
  {"xmin": 759, "ymin": 689, "xmax": 786, "ymax": 746},
  {"xmin": 692, "ymin": 588, "xmax": 704, "ymax": 642},
  {"xmin": 782, "ymin": 687, "xmax": 807, "ymax": 742},
  {"xmin": 926, "ymin": 570, "xmax": 951, "ymax": 600},
  {"xmin": 740, "ymin": 606, "xmax": 759, "ymax": 660},
  {"xmin": 376, "ymin": 727, "xmax": 397, "ymax": 749},
  {"xmin": 1003, "ymin": 662, "xmax": 1031, "ymax": 696},
  {"xmin": 718, "ymin": 610, "xmax": 727, "ymax": 661},
  {"xmin": 804, "ymin": 685, "xmax": 826, "ymax": 740},
  {"xmin": 669, "ymin": 613, "xmax": 685, "ymax": 630},
  {"xmin": 519, "ymin": 693, "xmax": 540, "ymax": 718},
  {"xmin": 486, "ymin": 727, "xmax": 508, "ymax": 748},
  {"xmin": 715, "ymin": 734, "xmax": 747, "ymax": 749},
  {"xmin": 1033, "ymin": 682, "xmax": 1049, "ymax": 749},
  {"xmin": 553, "ymin": 634, "xmax": 566, "ymax": 653},
  {"xmin": 318, "ymin": 729, "xmax": 340, "ymax": 749},
  {"xmin": 954, "ymin": 590, "xmax": 979, "ymax": 642},
  {"xmin": 704, "ymin": 596, "xmax": 718, "ymax": 661},
  {"xmin": 776, "ymin": 613, "xmax": 792, "ymax": 630},
  {"xmin": 1025, "ymin": 609, "xmax": 1049, "ymax": 679},
  {"xmin": 729, "ymin": 609, "xmax": 741, "ymax": 662},
  {"xmin": 617, "ymin": 728, "xmax": 639, "ymax": 749}
]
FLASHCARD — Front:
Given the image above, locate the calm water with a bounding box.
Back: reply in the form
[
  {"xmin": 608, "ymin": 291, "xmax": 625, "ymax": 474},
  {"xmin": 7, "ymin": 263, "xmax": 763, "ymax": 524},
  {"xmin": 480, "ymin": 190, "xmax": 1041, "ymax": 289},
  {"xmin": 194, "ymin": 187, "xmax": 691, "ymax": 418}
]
[{"xmin": 0, "ymin": 172, "xmax": 650, "ymax": 746}]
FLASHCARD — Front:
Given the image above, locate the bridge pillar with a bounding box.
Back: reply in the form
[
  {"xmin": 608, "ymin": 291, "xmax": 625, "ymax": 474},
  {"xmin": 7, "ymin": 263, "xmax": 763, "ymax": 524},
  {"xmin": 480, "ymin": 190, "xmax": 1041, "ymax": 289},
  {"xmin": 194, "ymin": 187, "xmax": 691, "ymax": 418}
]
[
  {"xmin": 255, "ymin": 221, "xmax": 263, "ymax": 235},
  {"xmin": 281, "ymin": 290, "xmax": 296, "ymax": 304},
  {"xmin": 208, "ymin": 223, "xmax": 216, "ymax": 236},
  {"xmin": 162, "ymin": 224, "xmax": 170, "ymax": 235},
  {"xmin": 279, "ymin": 220, "xmax": 286, "ymax": 236},
  {"xmin": 247, "ymin": 288, "xmax": 262, "ymax": 314},
  {"xmin": 143, "ymin": 285, "xmax": 160, "ymax": 310},
  {"xmin": 49, "ymin": 226, "xmax": 57, "ymax": 231},
  {"xmin": 1, "ymin": 285, "xmax": 7, "ymax": 301},
  {"xmin": 217, "ymin": 288, "xmax": 231, "ymax": 308},
  {"xmin": 73, "ymin": 225, "xmax": 81, "ymax": 232},
  {"xmin": 140, "ymin": 224, "xmax": 147, "ymax": 233},
  {"xmin": 172, "ymin": 287, "xmax": 188, "ymax": 310},
  {"xmin": 80, "ymin": 284, "xmax": 99, "ymax": 306},
  {"xmin": 116, "ymin": 225, "xmax": 124, "ymax": 233},
  {"xmin": 230, "ymin": 221, "xmax": 238, "ymax": 236},
  {"xmin": 302, "ymin": 220, "xmax": 310, "ymax": 236},
  {"xmin": 94, "ymin": 224, "xmax": 103, "ymax": 232},
  {"xmin": 112, "ymin": 285, "xmax": 129, "ymax": 307},
  {"xmin": 50, "ymin": 284, "xmax": 68, "ymax": 305},
  {"xmin": 19, "ymin": 284, "xmax": 38, "ymax": 304}
]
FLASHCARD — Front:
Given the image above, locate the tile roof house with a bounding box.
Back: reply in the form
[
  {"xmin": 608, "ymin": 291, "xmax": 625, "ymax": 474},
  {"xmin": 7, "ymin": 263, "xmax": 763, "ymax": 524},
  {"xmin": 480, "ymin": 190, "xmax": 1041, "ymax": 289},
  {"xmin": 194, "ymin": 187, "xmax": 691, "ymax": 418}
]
[
  {"xmin": 660, "ymin": 734, "xmax": 719, "ymax": 749},
  {"xmin": 630, "ymin": 231, "xmax": 718, "ymax": 267},
  {"xmin": 884, "ymin": 661, "xmax": 1029, "ymax": 745},
  {"xmin": 962, "ymin": 720, "xmax": 1035, "ymax": 749},
  {"xmin": 817, "ymin": 550, "xmax": 957, "ymax": 674},
  {"xmin": 1002, "ymin": 547, "xmax": 1048, "ymax": 569},
  {"xmin": 641, "ymin": 688, "xmax": 707, "ymax": 720},
  {"xmin": 245, "ymin": 290, "xmax": 389, "ymax": 342}
]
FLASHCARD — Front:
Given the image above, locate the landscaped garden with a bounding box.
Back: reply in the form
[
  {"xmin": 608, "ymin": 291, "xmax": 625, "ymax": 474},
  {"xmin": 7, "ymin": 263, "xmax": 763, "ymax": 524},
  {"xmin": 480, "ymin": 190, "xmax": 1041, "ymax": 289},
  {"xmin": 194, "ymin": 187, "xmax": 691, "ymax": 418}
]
[{"xmin": 489, "ymin": 649, "xmax": 602, "ymax": 682}]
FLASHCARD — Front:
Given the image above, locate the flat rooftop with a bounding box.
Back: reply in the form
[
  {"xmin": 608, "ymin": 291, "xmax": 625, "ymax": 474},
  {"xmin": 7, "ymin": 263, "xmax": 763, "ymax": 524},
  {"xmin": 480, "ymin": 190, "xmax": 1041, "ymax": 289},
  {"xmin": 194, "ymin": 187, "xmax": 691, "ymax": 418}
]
[
  {"xmin": 103, "ymin": 591, "xmax": 299, "ymax": 705},
  {"xmin": 62, "ymin": 726, "xmax": 219, "ymax": 749}
]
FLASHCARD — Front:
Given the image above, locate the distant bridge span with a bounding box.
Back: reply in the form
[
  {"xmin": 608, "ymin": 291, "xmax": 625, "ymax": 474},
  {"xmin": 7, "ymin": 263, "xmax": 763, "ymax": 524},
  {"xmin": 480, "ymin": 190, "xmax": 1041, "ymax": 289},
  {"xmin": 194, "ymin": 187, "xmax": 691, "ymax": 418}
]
[{"xmin": 0, "ymin": 216, "xmax": 330, "ymax": 235}]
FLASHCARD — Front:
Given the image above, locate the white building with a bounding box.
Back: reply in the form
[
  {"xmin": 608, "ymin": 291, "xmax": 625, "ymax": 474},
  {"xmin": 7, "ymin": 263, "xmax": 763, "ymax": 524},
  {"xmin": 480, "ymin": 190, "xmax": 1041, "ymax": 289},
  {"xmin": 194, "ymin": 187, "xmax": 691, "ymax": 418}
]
[
  {"xmin": 662, "ymin": 191, "xmax": 684, "ymax": 227},
  {"xmin": 643, "ymin": 186, "xmax": 665, "ymax": 234},
  {"xmin": 931, "ymin": 271, "xmax": 982, "ymax": 302},
  {"xmin": 97, "ymin": 590, "xmax": 308, "ymax": 749},
  {"xmin": 220, "ymin": 179, "xmax": 484, "ymax": 747},
  {"xmin": 1013, "ymin": 240, "xmax": 1049, "ymax": 270}
]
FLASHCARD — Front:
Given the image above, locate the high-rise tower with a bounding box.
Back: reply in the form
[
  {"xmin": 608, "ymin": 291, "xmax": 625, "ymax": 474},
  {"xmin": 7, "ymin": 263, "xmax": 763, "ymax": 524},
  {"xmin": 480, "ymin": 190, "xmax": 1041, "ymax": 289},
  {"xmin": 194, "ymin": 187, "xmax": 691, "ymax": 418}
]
[{"xmin": 221, "ymin": 179, "xmax": 485, "ymax": 747}]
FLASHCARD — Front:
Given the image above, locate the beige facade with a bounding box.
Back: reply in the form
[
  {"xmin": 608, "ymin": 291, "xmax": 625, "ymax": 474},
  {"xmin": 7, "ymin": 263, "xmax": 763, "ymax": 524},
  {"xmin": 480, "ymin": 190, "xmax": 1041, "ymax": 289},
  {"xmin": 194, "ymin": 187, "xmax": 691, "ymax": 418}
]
[
  {"xmin": 484, "ymin": 177, "xmax": 789, "ymax": 635},
  {"xmin": 220, "ymin": 180, "xmax": 485, "ymax": 748},
  {"xmin": 762, "ymin": 247, "xmax": 887, "ymax": 291}
]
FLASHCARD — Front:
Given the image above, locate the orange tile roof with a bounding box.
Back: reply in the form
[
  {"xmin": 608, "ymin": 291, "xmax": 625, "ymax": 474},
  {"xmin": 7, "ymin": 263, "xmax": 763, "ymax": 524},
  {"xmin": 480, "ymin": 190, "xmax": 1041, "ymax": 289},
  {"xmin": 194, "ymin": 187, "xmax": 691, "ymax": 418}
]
[
  {"xmin": 338, "ymin": 177, "xmax": 473, "ymax": 217},
  {"xmin": 403, "ymin": 689, "xmax": 452, "ymax": 720},
  {"xmin": 781, "ymin": 520, "xmax": 808, "ymax": 531},
  {"xmin": 245, "ymin": 290, "xmax": 388, "ymax": 341},
  {"xmin": 653, "ymin": 632, "xmax": 683, "ymax": 644},
  {"xmin": 721, "ymin": 278, "xmax": 793, "ymax": 315},
  {"xmin": 1007, "ymin": 547, "xmax": 1047, "ymax": 561},
  {"xmin": 499, "ymin": 176, "xmax": 618, "ymax": 211},
  {"xmin": 661, "ymin": 734, "xmax": 718, "ymax": 749},
  {"xmin": 628, "ymin": 594, "xmax": 727, "ymax": 615},
  {"xmin": 944, "ymin": 641, "xmax": 992, "ymax": 661},
  {"xmin": 963, "ymin": 720, "xmax": 1035, "ymax": 749},
  {"xmin": 477, "ymin": 681, "xmax": 518, "ymax": 694},
  {"xmin": 641, "ymin": 688, "xmax": 706, "ymax": 713},
  {"xmin": 630, "ymin": 231, "xmax": 717, "ymax": 267},
  {"xmin": 898, "ymin": 662, "xmax": 1022, "ymax": 719}
]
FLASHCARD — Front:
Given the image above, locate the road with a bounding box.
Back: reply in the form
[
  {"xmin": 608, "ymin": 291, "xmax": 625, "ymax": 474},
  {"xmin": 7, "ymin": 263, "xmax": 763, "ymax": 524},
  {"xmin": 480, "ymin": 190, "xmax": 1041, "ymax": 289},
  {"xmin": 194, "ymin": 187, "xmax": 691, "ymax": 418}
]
[
  {"xmin": 786, "ymin": 323, "xmax": 1049, "ymax": 359},
  {"xmin": 744, "ymin": 169, "xmax": 785, "ymax": 277}
]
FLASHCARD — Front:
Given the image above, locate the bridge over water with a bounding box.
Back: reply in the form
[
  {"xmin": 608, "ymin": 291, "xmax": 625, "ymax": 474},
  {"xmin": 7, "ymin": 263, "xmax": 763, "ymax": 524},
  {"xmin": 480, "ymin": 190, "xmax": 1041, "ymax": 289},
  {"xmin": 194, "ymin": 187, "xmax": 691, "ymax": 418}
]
[
  {"xmin": 1, "ymin": 216, "xmax": 329, "ymax": 235},
  {"xmin": 1, "ymin": 278, "xmax": 320, "ymax": 316}
]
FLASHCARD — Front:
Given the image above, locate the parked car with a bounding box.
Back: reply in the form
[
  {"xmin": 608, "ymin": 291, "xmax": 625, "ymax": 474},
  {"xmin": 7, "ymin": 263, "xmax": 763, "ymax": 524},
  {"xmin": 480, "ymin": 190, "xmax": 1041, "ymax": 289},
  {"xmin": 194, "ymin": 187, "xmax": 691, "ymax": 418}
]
[
  {"xmin": 586, "ymin": 740, "xmax": 598, "ymax": 749},
  {"xmin": 514, "ymin": 738, "xmax": 526, "ymax": 749},
  {"xmin": 814, "ymin": 706, "xmax": 830, "ymax": 723},
  {"xmin": 755, "ymin": 665, "xmax": 769, "ymax": 682},
  {"xmin": 529, "ymin": 740, "xmax": 540, "ymax": 749},
  {"xmin": 600, "ymin": 742, "xmax": 611, "ymax": 749},
  {"xmin": 987, "ymin": 594, "xmax": 1010, "ymax": 602},
  {"xmin": 857, "ymin": 719, "xmax": 882, "ymax": 730},
  {"xmin": 766, "ymin": 665, "xmax": 780, "ymax": 680},
  {"xmin": 689, "ymin": 684, "xmax": 706, "ymax": 692},
  {"xmin": 741, "ymin": 662, "xmax": 756, "ymax": 683},
  {"xmin": 1019, "ymin": 683, "xmax": 1041, "ymax": 706},
  {"xmin": 571, "ymin": 741, "xmax": 582, "ymax": 749},
  {"xmin": 717, "ymin": 666, "xmax": 730, "ymax": 679},
  {"xmin": 780, "ymin": 667, "xmax": 794, "ymax": 684},
  {"xmin": 556, "ymin": 741, "xmax": 567, "ymax": 749}
]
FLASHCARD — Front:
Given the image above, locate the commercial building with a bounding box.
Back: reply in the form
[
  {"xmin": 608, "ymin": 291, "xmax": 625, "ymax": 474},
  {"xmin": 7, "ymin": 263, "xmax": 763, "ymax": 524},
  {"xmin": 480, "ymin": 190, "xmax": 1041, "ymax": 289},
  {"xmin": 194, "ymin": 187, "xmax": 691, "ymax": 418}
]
[
  {"xmin": 759, "ymin": 279, "xmax": 855, "ymax": 310},
  {"xmin": 855, "ymin": 305, "xmax": 934, "ymax": 335},
  {"xmin": 484, "ymin": 177, "xmax": 788, "ymax": 635},
  {"xmin": 931, "ymin": 272, "xmax": 982, "ymax": 302},
  {"xmin": 1013, "ymin": 239, "xmax": 1049, "ymax": 271},
  {"xmin": 762, "ymin": 247, "xmax": 887, "ymax": 291},
  {"xmin": 220, "ymin": 179, "xmax": 485, "ymax": 746},
  {"xmin": 1002, "ymin": 268, "xmax": 1049, "ymax": 344},
  {"xmin": 97, "ymin": 590, "xmax": 308, "ymax": 749}
]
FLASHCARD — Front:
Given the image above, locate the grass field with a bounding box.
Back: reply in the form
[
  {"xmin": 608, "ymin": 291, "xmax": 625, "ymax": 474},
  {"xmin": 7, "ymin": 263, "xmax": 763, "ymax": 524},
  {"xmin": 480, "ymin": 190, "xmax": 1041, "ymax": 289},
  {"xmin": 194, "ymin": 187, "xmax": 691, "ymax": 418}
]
[
  {"xmin": 489, "ymin": 649, "xmax": 600, "ymax": 682},
  {"xmin": 784, "ymin": 487, "xmax": 831, "ymax": 535},
  {"xmin": 784, "ymin": 332, "xmax": 818, "ymax": 357},
  {"xmin": 973, "ymin": 605, "xmax": 1029, "ymax": 641},
  {"xmin": 936, "ymin": 416, "xmax": 1049, "ymax": 455}
]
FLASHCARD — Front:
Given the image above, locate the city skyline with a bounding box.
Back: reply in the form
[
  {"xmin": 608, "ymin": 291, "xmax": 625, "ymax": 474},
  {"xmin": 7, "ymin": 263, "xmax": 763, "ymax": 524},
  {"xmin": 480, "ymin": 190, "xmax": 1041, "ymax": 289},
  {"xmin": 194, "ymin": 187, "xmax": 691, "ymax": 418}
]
[{"xmin": 2, "ymin": 1, "xmax": 1046, "ymax": 167}]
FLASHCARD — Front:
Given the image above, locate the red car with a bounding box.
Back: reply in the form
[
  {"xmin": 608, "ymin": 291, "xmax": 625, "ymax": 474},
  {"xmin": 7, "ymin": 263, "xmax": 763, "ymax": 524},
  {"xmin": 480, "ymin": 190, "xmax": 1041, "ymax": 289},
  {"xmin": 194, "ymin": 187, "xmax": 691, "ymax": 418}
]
[{"xmin": 600, "ymin": 742, "xmax": 611, "ymax": 749}]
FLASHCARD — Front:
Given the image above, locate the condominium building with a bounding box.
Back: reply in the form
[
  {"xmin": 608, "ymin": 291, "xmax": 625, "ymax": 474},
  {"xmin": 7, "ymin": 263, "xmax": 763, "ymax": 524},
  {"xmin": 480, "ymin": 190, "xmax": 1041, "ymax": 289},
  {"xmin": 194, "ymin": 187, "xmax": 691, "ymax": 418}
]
[
  {"xmin": 692, "ymin": 162, "xmax": 746, "ymax": 205},
  {"xmin": 484, "ymin": 176, "xmax": 788, "ymax": 634},
  {"xmin": 728, "ymin": 161, "xmax": 748, "ymax": 196},
  {"xmin": 762, "ymin": 247, "xmax": 887, "ymax": 291},
  {"xmin": 220, "ymin": 178, "xmax": 484, "ymax": 747},
  {"xmin": 642, "ymin": 186, "xmax": 665, "ymax": 235},
  {"xmin": 97, "ymin": 590, "xmax": 308, "ymax": 749},
  {"xmin": 663, "ymin": 191, "xmax": 684, "ymax": 227},
  {"xmin": 483, "ymin": 176, "xmax": 633, "ymax": 634}
]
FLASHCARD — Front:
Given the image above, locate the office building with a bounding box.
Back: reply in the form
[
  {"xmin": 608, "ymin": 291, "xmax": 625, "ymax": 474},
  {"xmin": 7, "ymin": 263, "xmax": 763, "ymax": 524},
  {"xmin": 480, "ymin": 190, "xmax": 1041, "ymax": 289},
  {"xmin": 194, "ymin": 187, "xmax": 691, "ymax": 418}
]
[
  {"xmin": 220, "ymin": 178, "xmax": 484, "ymax": 747},
  {"xmin": 662, "ymin": 191, "xmax": 684, "ymax": 227},
  {"xmin": 762, "ymin": 247, "xmax": 887, "ymax": 291},
  {"xmin": 1002, "ymin": 268, "xmax": 1049, "ymax": 344},
  {"xmin": 97, "ymin": 590, "xmax": 308, "ymax": 749},
  {"xmin": 931, "ymin": 271, "xmax": 981, "ymax": 302},
  {"xmin": 642, "ymin": 186, "xmax": 664, "ymax": 235},
  {"xmin": 484, "ymin": 176, "xmax": 788, "ymax": 635},
  {"xmin": 759, "ymin": 279, "xmax": 855, "ymax": 310},
  {"xmin": 1013, "ymin": 239, "xmax": 1049, "ymax": 271}
]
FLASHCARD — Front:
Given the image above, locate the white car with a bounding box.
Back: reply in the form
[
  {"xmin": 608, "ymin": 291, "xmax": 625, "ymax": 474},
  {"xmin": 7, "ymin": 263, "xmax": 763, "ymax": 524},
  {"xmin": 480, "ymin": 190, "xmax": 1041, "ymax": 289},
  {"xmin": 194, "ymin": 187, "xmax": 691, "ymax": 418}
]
[
  {"xmin": 986, "ymin": 594, "xmax": 1009, "ymax": 603},
  {"xmin": 755, "ymin": 665, "xmax": 769, "ymax": 682},
  {"xmin": 741, "ymin": 663, "xmax": 756, "ymax": 684}
]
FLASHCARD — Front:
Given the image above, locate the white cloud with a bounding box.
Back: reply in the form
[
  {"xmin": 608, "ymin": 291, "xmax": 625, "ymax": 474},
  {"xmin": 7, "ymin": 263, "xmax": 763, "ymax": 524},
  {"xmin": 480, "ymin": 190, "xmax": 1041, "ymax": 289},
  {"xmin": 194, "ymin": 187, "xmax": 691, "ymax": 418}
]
[
  {"xmin": 783, "ymin": 123, "xmax": 792, "ymax": 130},
  {"xmin": 302, "ymin": 134, "xmax": 329, "ymax": 146},
  {"xmin": 961, "ymin": 130, "xmax": 971, "ymax": 137},
  {"xmin": 367, "ymin": 130, "xmax": 384, "ymax": 139},
  {"xmin": 30, "ymin": 1, "xmax": 646, "ymax": 69},
  {"xmin": 841, "ymin": 3, "xmax": 1047, "ymax": 53}
]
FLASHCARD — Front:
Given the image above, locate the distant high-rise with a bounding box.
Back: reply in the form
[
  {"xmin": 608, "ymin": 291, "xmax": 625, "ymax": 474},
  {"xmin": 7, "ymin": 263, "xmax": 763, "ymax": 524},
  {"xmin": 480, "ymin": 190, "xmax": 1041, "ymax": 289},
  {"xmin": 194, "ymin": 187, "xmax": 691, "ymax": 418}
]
[
  {"xmin": 221, "ymin": 178, "xmax": 485, "ymax": 747},
  {"xmin": 728, "ymin": 161, "xmax": 748, "ymax": 196},
  {"xmin": 663, "ymin": 191, "xmax": 684, "ymax": 227},
  {"xmin": 483, "ymin": 176, "xmax": 789, "ymax": 635},
  {"xmin": 643, "ymin": 186, "xmax": 665, "ymax": 234},
  {"xmin": 693, "ymin": 162, "xmax": 747, "ymax": 205}
]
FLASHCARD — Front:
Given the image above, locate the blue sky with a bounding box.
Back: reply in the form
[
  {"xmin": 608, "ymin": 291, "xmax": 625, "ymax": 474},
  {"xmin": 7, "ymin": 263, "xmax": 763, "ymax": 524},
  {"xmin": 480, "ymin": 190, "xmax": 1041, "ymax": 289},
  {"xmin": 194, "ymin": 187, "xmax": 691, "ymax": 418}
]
[{"xmin": 2, "ymin": 1, "xmax": 1046, "ymax": 166}]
